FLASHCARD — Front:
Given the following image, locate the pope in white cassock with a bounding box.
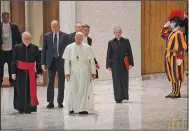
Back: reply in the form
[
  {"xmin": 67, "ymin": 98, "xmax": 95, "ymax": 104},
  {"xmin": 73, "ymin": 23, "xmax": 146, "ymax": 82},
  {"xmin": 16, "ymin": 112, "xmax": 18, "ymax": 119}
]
[{"xmin": 62, "ymin": 32, "xmax": 96, "ymax": 114}]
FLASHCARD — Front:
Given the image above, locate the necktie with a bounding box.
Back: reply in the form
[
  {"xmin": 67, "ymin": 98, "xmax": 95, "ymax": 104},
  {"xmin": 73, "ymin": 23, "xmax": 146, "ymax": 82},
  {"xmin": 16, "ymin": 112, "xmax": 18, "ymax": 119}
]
[{"xmin": 54, "ymin": 33, "xmax": 58, "ymax": 58}]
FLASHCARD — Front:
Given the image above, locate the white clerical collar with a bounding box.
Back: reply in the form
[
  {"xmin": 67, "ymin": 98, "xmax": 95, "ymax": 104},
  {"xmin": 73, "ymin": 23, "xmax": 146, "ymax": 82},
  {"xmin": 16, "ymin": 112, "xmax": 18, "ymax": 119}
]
[
  {"xmin": 23, "ymin": 43, "xmax": 30, "ymax": 46},
  {"xmin": 115, "ymin": 37, "xmax": 121, "ymax": 41}
]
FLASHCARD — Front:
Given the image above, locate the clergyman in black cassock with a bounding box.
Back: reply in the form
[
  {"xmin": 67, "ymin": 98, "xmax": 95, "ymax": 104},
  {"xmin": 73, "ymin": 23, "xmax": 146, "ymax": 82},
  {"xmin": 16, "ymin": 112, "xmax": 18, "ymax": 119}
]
[
  {"xmin": 106, "ymin": 26, "xmax": 134, "ymax": 103},
  {"xmin": 11, "ymin": 32, "xmax": 42, "ymax": 113}
]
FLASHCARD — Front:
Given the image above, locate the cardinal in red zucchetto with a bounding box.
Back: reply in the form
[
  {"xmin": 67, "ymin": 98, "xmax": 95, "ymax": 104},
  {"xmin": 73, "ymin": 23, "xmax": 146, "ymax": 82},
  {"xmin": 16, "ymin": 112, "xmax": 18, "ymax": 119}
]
[{"xmin": 161, "ymin": 9, "xmax": 187, "ymax": 98}]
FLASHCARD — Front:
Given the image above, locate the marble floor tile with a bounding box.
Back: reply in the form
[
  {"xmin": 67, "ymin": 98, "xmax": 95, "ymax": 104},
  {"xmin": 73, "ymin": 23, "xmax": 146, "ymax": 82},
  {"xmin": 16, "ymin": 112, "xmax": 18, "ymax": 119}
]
[{"xmin": 1, "ymin": 76, "xmax": 188, "ymax": 130}]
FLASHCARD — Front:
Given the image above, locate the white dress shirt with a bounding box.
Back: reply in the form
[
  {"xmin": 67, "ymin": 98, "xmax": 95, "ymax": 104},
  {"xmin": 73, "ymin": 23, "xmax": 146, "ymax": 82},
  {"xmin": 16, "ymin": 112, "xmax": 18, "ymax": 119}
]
[
  {"xmin": 83, "ymin": 36, "xmax": 88, "ymax": 44},
  {"xmin": 2, "ymin": 23, "xmax": 12, "ymax": 51}
]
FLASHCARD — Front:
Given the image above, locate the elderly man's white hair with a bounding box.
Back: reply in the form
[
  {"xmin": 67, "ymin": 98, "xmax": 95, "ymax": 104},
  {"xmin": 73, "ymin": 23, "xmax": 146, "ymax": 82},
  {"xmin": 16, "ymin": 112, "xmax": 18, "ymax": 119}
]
[
  {"xmin": 22, "ymin": 31, "xmax": 32, "ymax": 38},
  {"xmin": 75, "ymin": 32, "xmax": 84, "ymax": 38},
  {"xmin": 113, "ymin": 25, "xmax": 122, "ymax": 32}
]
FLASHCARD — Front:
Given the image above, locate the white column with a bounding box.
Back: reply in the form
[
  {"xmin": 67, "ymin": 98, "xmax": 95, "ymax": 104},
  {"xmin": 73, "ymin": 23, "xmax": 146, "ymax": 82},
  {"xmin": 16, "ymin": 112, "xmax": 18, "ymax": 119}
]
[
  {"xmin": 59, "ymin": 1, "xmax": 76, "ymax": 34},
  {"xmin": 25, "ymin": 1, "xmax": 32, "ymax": 31},
  {"xmin": 1, "ymin": 1, "xmax": 11, "ymax": 20},
  {"xmin": 25, "ymin": 1, "xmax": 43, "ymax": 48}
]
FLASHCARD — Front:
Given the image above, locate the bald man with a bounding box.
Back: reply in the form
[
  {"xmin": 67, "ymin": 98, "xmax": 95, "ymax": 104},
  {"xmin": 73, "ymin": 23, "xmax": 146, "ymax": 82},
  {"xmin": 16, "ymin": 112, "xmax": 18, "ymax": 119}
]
[
  {"xmin": 62, "ymin": 32, "xmax": 96, "ymax": 114},
  {"xmin": 11, "ymin": 31, "xmax": 42, "ymax": 113},
  {"xmin": 68, "ymin": 22, "xmax": 83, "ymax": 44},
  {"xmin": 106, "ymin": 26, "xmax": 134, "ymax": 103},
  {"xmin": 41, "ymin": 20, "xmax": 69, "ymax": 109}
]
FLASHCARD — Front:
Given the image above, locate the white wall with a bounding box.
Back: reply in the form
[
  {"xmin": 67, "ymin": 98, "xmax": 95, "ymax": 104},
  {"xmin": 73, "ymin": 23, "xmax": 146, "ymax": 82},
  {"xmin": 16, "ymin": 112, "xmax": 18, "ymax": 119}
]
[
  {"xmin": 75, "ymin": 1, "xmax": 141, "ymax": 80},
  {"xmin": 59, "ymin": 1, "xmax": 76, "ymax": 34}
]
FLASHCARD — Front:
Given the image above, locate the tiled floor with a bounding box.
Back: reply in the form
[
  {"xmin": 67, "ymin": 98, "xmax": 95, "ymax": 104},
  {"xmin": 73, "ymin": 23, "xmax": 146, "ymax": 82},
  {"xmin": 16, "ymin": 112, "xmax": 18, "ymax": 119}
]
[{"xmin": 1, "ymin": 75, "xmax": 188, "ymax": 130}]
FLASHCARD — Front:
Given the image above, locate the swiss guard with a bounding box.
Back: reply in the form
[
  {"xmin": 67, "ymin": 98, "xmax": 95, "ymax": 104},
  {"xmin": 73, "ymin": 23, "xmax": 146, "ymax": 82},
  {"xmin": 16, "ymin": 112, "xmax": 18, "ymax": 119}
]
[{"xmin": 161, "ymin": 9, "xmax": 187, "ymax": 98}]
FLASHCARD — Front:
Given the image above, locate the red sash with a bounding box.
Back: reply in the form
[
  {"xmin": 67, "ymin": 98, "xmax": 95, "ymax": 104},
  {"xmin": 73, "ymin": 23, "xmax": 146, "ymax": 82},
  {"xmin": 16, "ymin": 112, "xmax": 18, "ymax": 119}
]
[
  {"xmin": 124, "ymin": 56, "xmax": 130, "ymax": 70},
  {"xmin": 17, "ymin": 61, "xmax": 39, "ymax": 106}
]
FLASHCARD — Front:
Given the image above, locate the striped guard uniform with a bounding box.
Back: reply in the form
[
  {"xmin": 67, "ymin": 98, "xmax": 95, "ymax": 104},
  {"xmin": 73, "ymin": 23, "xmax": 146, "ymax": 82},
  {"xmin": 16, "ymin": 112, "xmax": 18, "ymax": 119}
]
[{"xmin": 161, "ymin": 26, "xmax": 187, "ymax": 98}]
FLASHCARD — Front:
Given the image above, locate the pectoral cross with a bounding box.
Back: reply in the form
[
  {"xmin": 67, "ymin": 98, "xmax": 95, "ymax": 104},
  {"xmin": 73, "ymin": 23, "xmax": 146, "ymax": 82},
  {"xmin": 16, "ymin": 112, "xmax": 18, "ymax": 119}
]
[{"xmin": 76, "ymin": 56, "xmax": 79, "ymax": 61}]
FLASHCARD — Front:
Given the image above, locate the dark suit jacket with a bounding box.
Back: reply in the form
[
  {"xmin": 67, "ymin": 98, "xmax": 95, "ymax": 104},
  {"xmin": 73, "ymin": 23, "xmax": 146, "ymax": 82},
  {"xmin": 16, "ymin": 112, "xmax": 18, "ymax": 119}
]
[
  {"xmin": 68, "ymin": 32, "xmax": 76, "ymax": 44},
  {"xmin": 41, "ymin": 31, "xmax": 69, "ymax": 68},
  {"xmin": 0, "ymin": 22, "xmax": 21, "ymax": 49},
  {"xmin": 181, "ymin": 18, "xmax": 188, "ymax": 35},
  {"xmin": 87, "ymin": 37, "xmax": 92, "ymax": 46},
  {"xmin": 87, "ymin": 36, "xmax": 99, "ymax": 78},
  {"xmin": 87, "ymin": 36, "xmax": 98, "ymax": 64},
  {"xmin": 106, "ymin": 37, "xmax": 134, "ymax": 69}
]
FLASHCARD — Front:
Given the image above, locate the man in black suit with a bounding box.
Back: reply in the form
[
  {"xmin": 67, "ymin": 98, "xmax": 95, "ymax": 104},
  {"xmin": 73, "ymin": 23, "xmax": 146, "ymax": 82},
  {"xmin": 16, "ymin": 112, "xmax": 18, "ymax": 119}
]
[
  {"xmin": 106, "ymin": 26, "xmax": 134, "ymax": 103},
  {"xmin": 82, "ymin": 24, "xmax": 100, "ymax": 79},
  {"xmin": 68, "ymin": 22, "xmax": 82, "ymax": 44},
  {"xmin": 0, "ymin": 12, "xmax": 21, "ymax": 87},
  {"xmin": 41, "ymin": 20, "xmax": 68, "ymax": 108}
]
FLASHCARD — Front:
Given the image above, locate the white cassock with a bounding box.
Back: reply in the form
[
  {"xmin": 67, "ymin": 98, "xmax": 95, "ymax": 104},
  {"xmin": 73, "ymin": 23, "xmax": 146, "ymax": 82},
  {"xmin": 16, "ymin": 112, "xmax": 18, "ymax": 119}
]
[{"xmin": 62, "ymin": 42, "xmax": 96, "ymax": 113}]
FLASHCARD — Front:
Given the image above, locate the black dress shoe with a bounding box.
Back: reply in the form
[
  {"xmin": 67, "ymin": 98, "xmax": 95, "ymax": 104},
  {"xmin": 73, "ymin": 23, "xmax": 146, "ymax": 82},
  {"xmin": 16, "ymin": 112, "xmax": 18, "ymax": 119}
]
[
  {"xmin": 58, "ymin": 103, "xmax": 63, "ymax": 108},
  {"xmin": 19, "ymin": 111, "xmax": 24, "ymax": 114},
  {"xmin": 116, "ymin": 100, "xmax": 122, "ymax": 103},
  {"xmin": 46, "ymin": 103, "xmax": 54, "ymax": 109},
  {"xmin": 79, "ymin": 111, "xmax": 88, "ymax": 114},
  {"xmin": 25, "ymin": 112, "xmax": 31, "ymax": 114},
  {"xmin": 69, "ymin": 111, "xmax": 74, "ymax": 114},
  {"xmin": 172, "ymin": 95, "xmax": 181, "ymax": 99}
]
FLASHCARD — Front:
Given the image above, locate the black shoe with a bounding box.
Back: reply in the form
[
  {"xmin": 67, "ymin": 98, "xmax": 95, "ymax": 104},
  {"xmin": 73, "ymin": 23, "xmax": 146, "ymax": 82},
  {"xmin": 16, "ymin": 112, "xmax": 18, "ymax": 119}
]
[
  {"xmin": 79, "ymin": 111, "xmax": 88, "ymax": 114},
  {"xmin": 19, "ymin": 111, "xmax": 24, "ymax": 114},
  {"xmin": 172, "ymin": 95, "xmax": 181, "ymax": 99},
  {"xmin": 25, "ymin": 112, "xmax": 31, "ymax": 114},
  {"xmin": 46, "ymin": 103, "xmax": 54, "ymax": 109},
  {"xmin": 58, "ymin": 103, "xmax": 63, "ymax": 108},
  {"xmin": 69, "ymin": 111, "xmax": 74, "ymax": 114},
  {"xmin": 186, "ymin": 73, "xmax": 188, "ymax": 76},
  {"xmin": 116, "ymin": 100, "xmax": 122, "ymax": 103}
]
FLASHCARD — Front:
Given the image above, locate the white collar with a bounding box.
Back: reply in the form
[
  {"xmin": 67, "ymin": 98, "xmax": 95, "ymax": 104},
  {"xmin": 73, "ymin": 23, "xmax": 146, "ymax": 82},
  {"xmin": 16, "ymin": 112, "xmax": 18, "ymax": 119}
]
[
  {"xmin": 2, "ymin": 23, "xmax": 9, "ymax": 26},
  {"xmin": 53, "ymin": 32, "xmax": 59, "ymax": 35},
  {"xmin": 3, "ymin": 22, "xmax": 9, "ymax": 25}
]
